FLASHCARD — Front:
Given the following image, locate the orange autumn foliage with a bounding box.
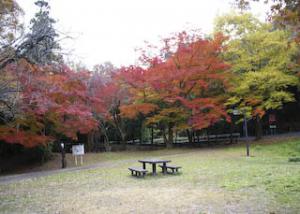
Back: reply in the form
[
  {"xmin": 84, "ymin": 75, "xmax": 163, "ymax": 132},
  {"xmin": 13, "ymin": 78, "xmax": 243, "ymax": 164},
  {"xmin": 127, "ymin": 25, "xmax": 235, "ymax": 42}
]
[{"xmin": 120, "ymin": 103, "xmax": 158, "ymax": 119}]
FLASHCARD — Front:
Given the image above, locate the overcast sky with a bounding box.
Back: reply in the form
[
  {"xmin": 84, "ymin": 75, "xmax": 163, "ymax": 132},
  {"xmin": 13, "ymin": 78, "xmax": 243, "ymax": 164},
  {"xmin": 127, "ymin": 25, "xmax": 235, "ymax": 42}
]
[{"xmin": 17, "ymin": 0, "xmax": 269, "ymax": 68}]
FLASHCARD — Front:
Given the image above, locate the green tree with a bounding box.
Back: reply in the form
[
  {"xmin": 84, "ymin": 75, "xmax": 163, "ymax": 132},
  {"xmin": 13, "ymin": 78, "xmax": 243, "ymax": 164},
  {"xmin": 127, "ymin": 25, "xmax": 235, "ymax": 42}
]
[
  {"xmin": 0, "ymin": 0, "xmax": 24, "ymax": 124},
  {"xmin": 0, "ymin": 0, "xmax": 23, "ymax": 48},
  {"xmin": 215, "ymin": 12, "xmax": 299, "ymax": 139},
  {"xmin": 20, "ymin": 0, "xmax": 62, "ymax": 65},
  {"xmin": 0, "ymin": 0, "xmax": 23, "ymax": 69},
  {"xmin": 235, "ymin": 0, "xmax": 300, "ymax": 40}
]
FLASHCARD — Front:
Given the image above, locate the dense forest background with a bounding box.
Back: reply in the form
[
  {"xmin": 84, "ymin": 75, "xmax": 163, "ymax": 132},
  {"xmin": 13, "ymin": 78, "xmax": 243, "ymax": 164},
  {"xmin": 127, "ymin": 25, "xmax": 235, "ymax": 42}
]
[{"xmin": 1, "ymin": 0, "xmax": 300, "ymax": 171}]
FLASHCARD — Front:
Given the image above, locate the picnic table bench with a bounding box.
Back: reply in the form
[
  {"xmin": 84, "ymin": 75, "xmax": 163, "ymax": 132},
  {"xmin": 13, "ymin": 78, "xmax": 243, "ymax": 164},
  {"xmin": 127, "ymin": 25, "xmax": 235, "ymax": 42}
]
[
  {"xmin": 129, "ymin": 159, "xmax": 182, "ymax": 177},
  {"xmin": 159, "ymin": 165, "xmax": 181, "ymax": 174},
  {"xmin": 138, "ymin": 159, "xmax": 171, "ymax": 175},
  {"xmin": 128, "ymin": 167, "xmax": 148, "ymax": 177}
]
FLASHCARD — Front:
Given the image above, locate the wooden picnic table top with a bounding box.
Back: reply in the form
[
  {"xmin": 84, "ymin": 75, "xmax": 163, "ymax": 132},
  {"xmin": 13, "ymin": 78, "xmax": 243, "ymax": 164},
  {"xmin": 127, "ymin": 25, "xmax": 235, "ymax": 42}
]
[{"xmin": 138, "ymin": 159, "xmax": 171, "ymax": 164}]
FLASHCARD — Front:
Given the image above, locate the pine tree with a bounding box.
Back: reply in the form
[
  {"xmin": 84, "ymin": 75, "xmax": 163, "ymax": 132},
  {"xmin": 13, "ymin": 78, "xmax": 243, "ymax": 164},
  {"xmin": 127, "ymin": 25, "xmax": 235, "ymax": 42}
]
[{"xmin": 19, "ymin": 0, "xmax": 62, "ymax": 65}]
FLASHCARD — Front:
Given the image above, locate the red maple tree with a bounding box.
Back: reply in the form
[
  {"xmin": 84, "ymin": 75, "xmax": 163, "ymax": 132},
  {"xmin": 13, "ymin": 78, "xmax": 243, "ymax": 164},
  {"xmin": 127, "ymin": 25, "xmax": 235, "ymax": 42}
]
[
  {"xmin": 0, "ymin": 60, "xmax": 97, "ymax": 147},
  {"xmin": 117, "ymin": 31, "xmax": 231, "ymax": 146}
]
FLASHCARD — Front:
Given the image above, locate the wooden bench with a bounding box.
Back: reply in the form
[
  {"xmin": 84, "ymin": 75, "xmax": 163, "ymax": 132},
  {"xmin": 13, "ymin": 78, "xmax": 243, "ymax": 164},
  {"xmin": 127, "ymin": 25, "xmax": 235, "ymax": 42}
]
[
  {"xmin": 159, "ymin": 165, "xmax": 181, "ymax": 174},
  {"xmin": 128, "ymin": 167, "xmax": 148, "ymax": 177}
]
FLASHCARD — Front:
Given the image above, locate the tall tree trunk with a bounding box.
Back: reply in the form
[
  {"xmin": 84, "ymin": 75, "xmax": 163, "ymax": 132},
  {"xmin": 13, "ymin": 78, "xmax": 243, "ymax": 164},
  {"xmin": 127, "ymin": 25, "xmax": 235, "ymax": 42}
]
[
  {"xmin": 132, "ymin": 132, "xmax": 135, "ymax": 144},
  {"xmin": 186, "ymin": 129, "xmax": 192, "ymax": 143},
  {"xmin": 102, "ymin": 130, "xmax": 111, "ymax": 152},
  {"xmin": 162, "ymin": 128, "xmax": 168, "ymax": 144},
  {"xmin": 166, "ymin": 123, "xmax": 174, "ymax": 148},
  {"xmin": 113, "ymin": 113, "xmax": 126, "ymax": 144},
  {"xmin": 192, "ymin": 130, "xmax": 195, "ymax": 143},
  {"xmin": 98, "ymin": 122, "xmax": 111, "ymax": 152},
  {"xmin": 140, "ymin": 125, "xmax": 143, "ymax": 144},
  {"xmin": 255, "ymin": 115, "xmax": 263, "ymax": 140},
  {"xmin": 229, "ymin": 120, "xmax": 234, "ymax": 144},
  {"xmin": 151, "ymin": 126, "xmax": 154, "ymax": 144},
  {"xmin": 87, "ymin": 132, "xmax": 94, "ymax": 152},
  {"xmin": 207, "ymin": 129, "xmax": 210, "ymax": 145}
]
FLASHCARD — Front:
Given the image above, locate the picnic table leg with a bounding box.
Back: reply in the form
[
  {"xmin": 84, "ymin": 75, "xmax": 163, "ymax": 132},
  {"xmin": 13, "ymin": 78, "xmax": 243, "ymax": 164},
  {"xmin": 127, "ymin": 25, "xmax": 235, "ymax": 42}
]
[
  {"xmin": 142, "ymin": 162, "xmax": 146, "ymax": 170},
  {"xmin": 152, "ymin": 163, "xmax": 157, "ymax": 175},
  {"xmin": 162, "ymin": 162, "xmax": 167, "ymax": 174}
]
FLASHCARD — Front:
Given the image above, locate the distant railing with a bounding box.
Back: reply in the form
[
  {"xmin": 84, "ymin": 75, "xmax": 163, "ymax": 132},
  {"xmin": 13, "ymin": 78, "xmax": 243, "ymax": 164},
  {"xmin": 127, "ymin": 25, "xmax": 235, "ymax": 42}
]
[{"xmin": 108, "ymin": 132, "xmax": 240, "ymax": 145}]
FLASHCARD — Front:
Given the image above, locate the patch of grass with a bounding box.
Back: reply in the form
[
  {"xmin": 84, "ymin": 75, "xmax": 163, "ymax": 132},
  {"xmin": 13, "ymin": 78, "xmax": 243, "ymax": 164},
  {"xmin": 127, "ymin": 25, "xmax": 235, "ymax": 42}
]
[
  {"xmin": 253, "ymin": 139, "xmax": 300, "ymax": 157},
  {"xmin": 288, "ymin": 157, "xmax": 300, "ymax": 162},
  {"xmin": 1, "ymin": 137, "xmax": 300, "ymax": 213},
  {"xmin": 215, "ymin": 140, "xmax": 300, "ymax": 208}
]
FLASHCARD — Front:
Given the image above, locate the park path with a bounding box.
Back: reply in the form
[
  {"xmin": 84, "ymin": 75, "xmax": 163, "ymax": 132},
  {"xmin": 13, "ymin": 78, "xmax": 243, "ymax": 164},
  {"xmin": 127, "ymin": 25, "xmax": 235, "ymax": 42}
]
[
  {"xmin": 0, "ymin": 151, "xmax": 195, "ymax": 185},
  {"xmin": 0, "ymin": 158, "xmax": 135, "ymax": 185},
  {"xmin": 1, "ymin": 131, "xmax": 300, "ymax": 185}
]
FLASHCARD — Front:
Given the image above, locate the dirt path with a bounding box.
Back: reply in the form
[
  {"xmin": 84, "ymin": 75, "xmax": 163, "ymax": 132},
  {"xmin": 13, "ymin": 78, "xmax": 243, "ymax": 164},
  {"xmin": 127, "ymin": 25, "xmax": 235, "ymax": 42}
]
[
  {"xmin": 0, "ymin": 159, "xmax": 136, "ymax": 185},
  {"xmin": 0, "ymin": 151, "xmax": 198, "ymax": 185},
  {"xmin": 1, "ymin": 132, "xmax": 299, "ymax": 185}
]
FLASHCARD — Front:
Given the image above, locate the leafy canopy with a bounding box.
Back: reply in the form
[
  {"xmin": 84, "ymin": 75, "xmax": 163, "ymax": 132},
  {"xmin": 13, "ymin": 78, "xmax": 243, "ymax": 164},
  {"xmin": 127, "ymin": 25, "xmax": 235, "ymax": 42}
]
[{"xmin": 215, "ymin": 12, "xmax": 299, "ymax": 117}]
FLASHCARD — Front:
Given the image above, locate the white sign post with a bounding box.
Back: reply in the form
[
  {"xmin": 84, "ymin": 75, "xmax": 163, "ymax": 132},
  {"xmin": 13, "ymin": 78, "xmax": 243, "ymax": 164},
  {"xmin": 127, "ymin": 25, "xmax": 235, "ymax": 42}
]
[{"xmin": 72, "ymin": 144, "xmax": 85, "ymax": 165}]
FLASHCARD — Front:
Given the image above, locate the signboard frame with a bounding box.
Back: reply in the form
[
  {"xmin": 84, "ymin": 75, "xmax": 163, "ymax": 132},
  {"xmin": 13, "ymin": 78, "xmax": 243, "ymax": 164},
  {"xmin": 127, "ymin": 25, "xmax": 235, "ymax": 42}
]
[{"xmin": 72, "ymin": 144, "xmax": 85, "ymax": 165}]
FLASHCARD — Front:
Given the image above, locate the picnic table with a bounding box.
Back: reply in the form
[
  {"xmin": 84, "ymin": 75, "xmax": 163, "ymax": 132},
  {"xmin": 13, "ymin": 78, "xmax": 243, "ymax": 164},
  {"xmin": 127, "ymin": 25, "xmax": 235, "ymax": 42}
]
[{"xmin": 138, "ymin": 159, "xmax": 171, "ymax": 175}]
